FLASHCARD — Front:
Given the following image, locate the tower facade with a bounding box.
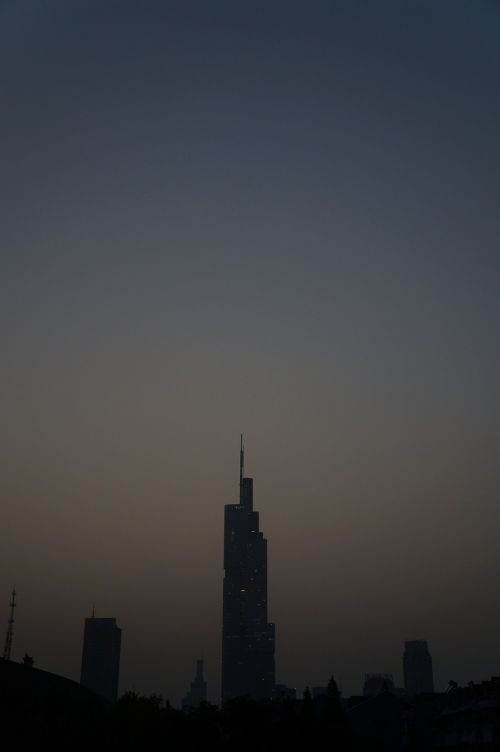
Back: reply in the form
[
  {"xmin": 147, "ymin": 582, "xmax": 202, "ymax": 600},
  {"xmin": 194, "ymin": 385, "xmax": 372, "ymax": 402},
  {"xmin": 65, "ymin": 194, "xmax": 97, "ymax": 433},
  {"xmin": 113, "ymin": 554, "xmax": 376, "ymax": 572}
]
[
  {"xmin": 80, "ymin": 615, "xmax": 121, "ymax": 702},
  {"xmin": 221, "ymin": 438, "xmax": 275, "ymax": 703},
  {"xmin": 403, "ymin": 640, "xmax": 434, "ymax": 696}
]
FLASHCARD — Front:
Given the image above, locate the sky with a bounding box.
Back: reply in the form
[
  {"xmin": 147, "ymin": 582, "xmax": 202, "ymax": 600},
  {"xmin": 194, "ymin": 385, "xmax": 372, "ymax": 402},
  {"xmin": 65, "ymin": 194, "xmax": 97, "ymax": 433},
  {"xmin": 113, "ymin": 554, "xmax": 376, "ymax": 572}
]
[{"xmin": 1, "ymin": 0, "xmax": 500, "ymax": 704}]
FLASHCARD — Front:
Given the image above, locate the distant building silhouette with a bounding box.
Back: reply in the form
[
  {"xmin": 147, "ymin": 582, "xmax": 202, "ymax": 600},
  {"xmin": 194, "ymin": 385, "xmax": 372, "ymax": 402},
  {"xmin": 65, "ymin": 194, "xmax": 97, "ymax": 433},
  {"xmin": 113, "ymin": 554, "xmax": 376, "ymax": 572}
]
[
  {"xmin": 182, "ymin": 659, "xmax": 207, "ymax": 709},
  {"xmin": 403, "ymin": 640, "xmax": 434, "ymax": 696},
  {"xmin": 80, "ymin": 614, "xmax": 121, "ymax": 702},
  {"xmin": 364, "ymin": 673, "xmax": 396, "ymax": 696},
  {"xmin": 221, "ymin": 437, "xmax": 275, "ymax": 702},
  {"xmin": 272, "ymin": 683, "xmax": 297, "ymax": 701}
]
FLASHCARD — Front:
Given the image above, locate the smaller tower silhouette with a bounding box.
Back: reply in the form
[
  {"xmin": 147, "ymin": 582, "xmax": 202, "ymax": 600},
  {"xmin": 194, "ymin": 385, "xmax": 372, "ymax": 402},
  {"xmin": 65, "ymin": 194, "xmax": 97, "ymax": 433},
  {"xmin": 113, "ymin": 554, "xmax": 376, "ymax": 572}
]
[
  {"xmin": 3, "ymin": 588, "xmax": 16, "ymax": 661},
  {"xmin": 80, "ymin": 612, "xmax": 122, "ymax": 701},
  {"xmin": 182, "ymin": 659, "xmax": 208, "ymax": 709},
  {"xmin": 363, "ymin": 673, "xmax": 395, "ymax": 696},
  {"xmin": 403, "ymin": 640, "xmax": 434, "ymax": 696}
]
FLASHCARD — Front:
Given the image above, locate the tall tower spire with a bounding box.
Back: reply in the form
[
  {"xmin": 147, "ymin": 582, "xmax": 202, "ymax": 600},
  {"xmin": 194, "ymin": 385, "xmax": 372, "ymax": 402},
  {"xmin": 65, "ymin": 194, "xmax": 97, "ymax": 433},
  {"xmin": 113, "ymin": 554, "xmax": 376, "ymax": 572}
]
[
  {"xmin": 3, "ymin": 588, "xmax": 16, "ymax": 661},
  {"xmin": 239, "ymin": 434, "xmax": 244, "ymax": 505}
]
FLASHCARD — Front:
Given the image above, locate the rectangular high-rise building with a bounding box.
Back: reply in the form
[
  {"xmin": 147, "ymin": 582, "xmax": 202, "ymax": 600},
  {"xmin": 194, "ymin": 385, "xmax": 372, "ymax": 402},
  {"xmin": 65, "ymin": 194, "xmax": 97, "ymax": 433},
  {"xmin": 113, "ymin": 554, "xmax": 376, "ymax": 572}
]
[
  {"xmin": 403, "ymin": 640, "xmax": 434, "ymax": 696},
  {"xmin": 80, "ymin": 615, "xmax": 121, "ymax": 702},
  {"xmin": 221, "ymin": 438, "xmax": 275, "ymax": 703}
]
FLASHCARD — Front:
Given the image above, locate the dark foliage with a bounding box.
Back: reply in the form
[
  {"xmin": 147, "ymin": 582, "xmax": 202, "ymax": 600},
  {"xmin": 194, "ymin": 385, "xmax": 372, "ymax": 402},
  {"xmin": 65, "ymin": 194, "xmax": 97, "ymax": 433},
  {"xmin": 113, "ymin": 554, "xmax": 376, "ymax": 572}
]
[{"xmin": 1, "ymin": 686, "xmax": 354, "ymax": 750}]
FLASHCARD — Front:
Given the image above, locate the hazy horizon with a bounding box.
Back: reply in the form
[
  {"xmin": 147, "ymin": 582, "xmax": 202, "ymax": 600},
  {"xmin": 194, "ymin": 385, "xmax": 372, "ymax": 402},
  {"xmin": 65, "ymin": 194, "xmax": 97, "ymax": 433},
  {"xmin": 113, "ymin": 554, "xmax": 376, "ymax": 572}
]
[{"xmin": 1, "ymin": 0, "xmax": 499, "ymax": 704}]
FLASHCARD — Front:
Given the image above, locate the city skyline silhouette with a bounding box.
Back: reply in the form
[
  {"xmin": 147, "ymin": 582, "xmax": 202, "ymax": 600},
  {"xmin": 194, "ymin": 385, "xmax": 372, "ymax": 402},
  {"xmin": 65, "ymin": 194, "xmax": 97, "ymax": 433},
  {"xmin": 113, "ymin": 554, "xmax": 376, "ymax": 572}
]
[
  {"xmin": 0, "ymin": 436, "xmax": 492, "ymax": 704},
  {"xmin": 2, "ymin": 441, "xmax": 441, "ymax": 708},
  {"xmin": 1, "ymin": 0, "xmax": 500, "ymax": 708}
]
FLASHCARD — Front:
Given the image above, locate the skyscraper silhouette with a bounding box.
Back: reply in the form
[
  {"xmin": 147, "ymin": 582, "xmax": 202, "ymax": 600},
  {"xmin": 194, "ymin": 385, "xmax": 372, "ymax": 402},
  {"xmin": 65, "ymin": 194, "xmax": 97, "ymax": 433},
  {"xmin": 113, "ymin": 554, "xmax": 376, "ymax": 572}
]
[
  {"xmin": 221, "ymin": 438, "xmax": 275, "ymax": 702},
  {"xmin": 182, "ymin": 659, "xmax": 207, "ymax": 709},
  {"xmin": 403, "ymin": 640, "xmax": 434, "ymax": 696},
  {"xmin": 80, "ymin": 614, "xmax": 121, "ymax": 702}
]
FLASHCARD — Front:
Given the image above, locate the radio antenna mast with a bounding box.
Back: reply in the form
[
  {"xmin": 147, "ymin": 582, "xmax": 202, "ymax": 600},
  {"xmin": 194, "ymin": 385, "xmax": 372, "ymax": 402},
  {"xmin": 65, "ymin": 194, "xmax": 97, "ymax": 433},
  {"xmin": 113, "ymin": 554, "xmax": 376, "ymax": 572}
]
[{"xmin": 3, "ymin": 588, "xmax": 16, "ymax": 661}]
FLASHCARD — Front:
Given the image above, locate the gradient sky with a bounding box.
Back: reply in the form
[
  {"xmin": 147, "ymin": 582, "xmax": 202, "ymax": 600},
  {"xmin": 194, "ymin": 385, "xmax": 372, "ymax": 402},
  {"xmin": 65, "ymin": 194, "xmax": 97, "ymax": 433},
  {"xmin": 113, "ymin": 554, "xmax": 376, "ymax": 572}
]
[{"xmin": 1, "ymin": 0, "xmax": 500, "ymax": 704}]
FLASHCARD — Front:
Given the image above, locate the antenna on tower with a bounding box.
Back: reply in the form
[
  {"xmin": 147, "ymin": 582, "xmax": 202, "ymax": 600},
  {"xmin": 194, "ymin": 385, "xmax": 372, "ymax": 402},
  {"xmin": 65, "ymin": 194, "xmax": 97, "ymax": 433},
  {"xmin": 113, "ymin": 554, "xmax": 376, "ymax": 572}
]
[
  {"xmin": 3, "ymin": 588, "xmax": 16, "ymax": 661},
  {"xmin": 239, "ymin": 434, "xmax": 244, "ymax": 505}
]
